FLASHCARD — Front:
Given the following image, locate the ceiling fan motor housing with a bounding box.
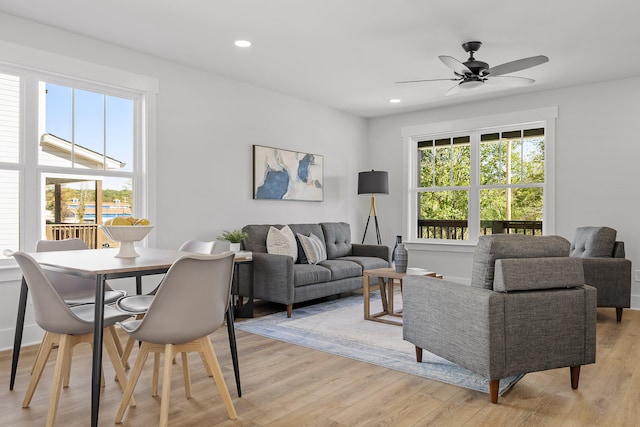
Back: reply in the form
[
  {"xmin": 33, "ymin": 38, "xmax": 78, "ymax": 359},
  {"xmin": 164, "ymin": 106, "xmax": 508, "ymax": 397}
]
[{"xmin": 461, "ymin": 41, "xmax": 488, "ymax": 76}]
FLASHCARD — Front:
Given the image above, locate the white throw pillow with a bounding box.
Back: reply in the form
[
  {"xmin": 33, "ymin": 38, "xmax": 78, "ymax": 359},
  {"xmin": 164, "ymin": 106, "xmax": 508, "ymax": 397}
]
[
  {"xmin": 266, "ymin": 225, "xmax": 298, "ymax": 262},
  {"xmin": 297, "ymin": 232, "xmax": 327, "ymax": 264}
]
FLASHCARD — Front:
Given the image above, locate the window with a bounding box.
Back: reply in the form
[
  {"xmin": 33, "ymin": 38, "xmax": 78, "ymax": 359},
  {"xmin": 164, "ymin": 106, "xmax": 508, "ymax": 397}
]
[
  {"xmin": 0, "ymin": 72, "xmax": 21, "ymax": 252},
  {"xmin": 403, "ymin": 108, "xmax": 557, "ymax": 244},
  {"xmin": 0, "ymin": 62, "xmax": 149, "ymax": 258}
]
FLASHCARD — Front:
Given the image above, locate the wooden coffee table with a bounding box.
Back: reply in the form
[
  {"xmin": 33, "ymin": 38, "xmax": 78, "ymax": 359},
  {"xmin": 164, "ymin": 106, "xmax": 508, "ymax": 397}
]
[{"xmin": 363, "ymin": 267, "xmax": 442, "ymax": 325}]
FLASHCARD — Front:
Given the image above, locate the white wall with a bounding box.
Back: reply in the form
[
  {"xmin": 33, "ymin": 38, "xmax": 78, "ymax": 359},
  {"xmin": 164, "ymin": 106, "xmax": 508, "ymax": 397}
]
[
  {"xmin": 0, "ymin": 13, "xmax": 369, "ymax": 350},
  {"xmin": 368, "ymin": 77, "xmax": 640, "ymax": 309}
]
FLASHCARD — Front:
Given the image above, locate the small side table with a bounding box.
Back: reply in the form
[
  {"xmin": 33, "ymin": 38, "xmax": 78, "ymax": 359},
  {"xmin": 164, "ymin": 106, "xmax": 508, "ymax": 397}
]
[
  {"xmin": 232, "ymin": 255, "xmax": 254, "ymax": 318},
  {"xmin": 363, "ymin": 267, "xmax": 442, "ymax": 326}
]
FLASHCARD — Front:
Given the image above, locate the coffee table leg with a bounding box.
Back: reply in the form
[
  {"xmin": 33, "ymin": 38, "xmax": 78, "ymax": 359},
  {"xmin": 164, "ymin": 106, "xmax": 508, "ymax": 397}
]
[
  {"xmin": 389, "ymin": 278, "xmax": 395, "ymax": 314},
  {"xmin": 378, "ymin": 277, "xmax": 388, "ymax": 313}
]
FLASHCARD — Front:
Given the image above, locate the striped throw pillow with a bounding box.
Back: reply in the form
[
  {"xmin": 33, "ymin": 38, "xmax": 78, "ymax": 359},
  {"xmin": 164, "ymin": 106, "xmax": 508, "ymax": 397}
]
[{"xmin": 297, "ymin": 232, "xmax": 327, "ymax": 264}]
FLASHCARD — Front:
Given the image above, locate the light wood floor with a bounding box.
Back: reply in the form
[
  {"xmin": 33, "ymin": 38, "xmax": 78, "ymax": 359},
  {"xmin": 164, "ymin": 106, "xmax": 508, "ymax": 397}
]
[{"xmin": 1, "ymin": 297, "xmax": 639, "ymax": 426}]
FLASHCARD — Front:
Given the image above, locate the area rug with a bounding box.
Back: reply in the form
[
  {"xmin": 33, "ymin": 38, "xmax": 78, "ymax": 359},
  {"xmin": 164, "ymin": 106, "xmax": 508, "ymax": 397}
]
[{"xmin": 235, "ymin": 293, "xmax": 522, "ymax": 395}]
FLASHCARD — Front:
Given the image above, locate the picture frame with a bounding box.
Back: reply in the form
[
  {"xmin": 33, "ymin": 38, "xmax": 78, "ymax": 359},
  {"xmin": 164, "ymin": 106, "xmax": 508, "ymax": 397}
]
[{"xmin": 253, "ymin": 145, "xmax": 324, "ymax": 201}]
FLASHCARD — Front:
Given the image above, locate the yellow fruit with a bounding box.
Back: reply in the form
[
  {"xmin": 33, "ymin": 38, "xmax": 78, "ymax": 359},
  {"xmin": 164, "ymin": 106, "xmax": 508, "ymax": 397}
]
[
  {"xmin": 125, "ymin": 217, "xmax": 136, "ymax": 225},
  {"xmin": 111, "ymin": 216, "xmax": 130, "ymax": 226},
  {"xmin": 103, "ymin": 218, "xmax": 114, "ymax": 226},
  {"xmin": 134, "ymin": 218, "xmax": 150, "ymax": 225}
]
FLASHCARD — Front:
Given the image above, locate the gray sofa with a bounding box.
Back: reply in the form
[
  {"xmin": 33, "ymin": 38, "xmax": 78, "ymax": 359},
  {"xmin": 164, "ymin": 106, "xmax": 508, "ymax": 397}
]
[
  {"xmin": 403, "ymin": 234, "xmax": 597, "ymax": 403},
  {"xmin": 241, "ymin": 222, "xmax": 389, "ymax": 317}
]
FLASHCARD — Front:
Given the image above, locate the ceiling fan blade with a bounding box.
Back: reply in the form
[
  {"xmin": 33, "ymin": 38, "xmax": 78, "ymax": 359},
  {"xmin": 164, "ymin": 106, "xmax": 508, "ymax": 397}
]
[
  {"xmin": 395, "ymin": 78, "xmax": 459, "ymax": 84},
  {"xmin": 439, "ymin": 55, "xmax": 472, "ymax": 75},
  {"xmin": 486, "ymin": 75, "xmax": 535, "ymax": 86},
  {"xmin": 445, "ymin": 82, "xmax": 460, "ymax": 96},
  {"xmin": 487, "ymin": 55, "xmax": 549, "ymax": 76}
]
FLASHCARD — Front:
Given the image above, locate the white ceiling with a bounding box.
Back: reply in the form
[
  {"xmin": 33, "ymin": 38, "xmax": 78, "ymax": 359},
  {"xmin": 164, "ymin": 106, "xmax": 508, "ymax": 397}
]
[{"xmin": 1, "ymin": 0, "xmax": 639, "ymax": 118}]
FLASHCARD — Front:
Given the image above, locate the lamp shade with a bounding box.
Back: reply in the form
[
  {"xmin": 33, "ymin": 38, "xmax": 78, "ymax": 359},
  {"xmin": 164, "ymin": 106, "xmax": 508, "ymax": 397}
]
[{"xmin": 358, "ymin": 170, "xmax": 389, "ymax": 195}]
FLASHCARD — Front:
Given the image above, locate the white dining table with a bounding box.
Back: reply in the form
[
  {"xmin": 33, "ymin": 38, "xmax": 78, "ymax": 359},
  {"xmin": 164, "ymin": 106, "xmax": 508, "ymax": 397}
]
[{"xmin": 10, "ymin": 247, "xmax": 242, "ymax": 427}]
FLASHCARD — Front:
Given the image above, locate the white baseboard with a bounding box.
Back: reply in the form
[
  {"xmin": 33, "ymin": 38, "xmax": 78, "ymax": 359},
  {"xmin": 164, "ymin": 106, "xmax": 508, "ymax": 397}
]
[{"xmin": 0, "ymin": 324, "xmax": 44, "ymax": 353}]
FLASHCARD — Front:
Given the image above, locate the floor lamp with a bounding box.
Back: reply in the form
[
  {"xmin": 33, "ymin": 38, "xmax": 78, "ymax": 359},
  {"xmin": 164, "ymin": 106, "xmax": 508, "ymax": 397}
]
[{"xmin": 358, "ymin": 170, "xmax": 388, "ymax": 245}]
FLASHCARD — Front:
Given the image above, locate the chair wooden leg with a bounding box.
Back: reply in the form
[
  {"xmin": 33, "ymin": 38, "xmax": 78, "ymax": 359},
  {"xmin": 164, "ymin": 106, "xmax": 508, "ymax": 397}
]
[
  {"xmin": 29, "ymin": 332, "xmax": 48, "ymax": 375},
  {"xmin": 121, "ymin": 336, "xmax": 135, "ymax": 370},
  {"xmin": 121, "ymin": 314, "xmax": 144, "ymax": 369},
  {"xmin": 570, "ymin": 366, "xmax": 581, "ymax": 389},
  {"xmin": 109, "ymin": 326, "xmax": 124, "ymax": 356},
  {"xmin": 489, "ymin": 379, "xmax": 499, "ymax": 404},
  {"xmin": 200, "ymin": 352, "xmax": 213, "ymax": 376},
  {"xmin": 61, "ymin": 341, "xmax": 74, "ymax": 388},
  {"xmin": 152, "ymin": 352, "xmax": 160, "ymax": 397},
  {"xmin": 182, "ymin": 351, "xmax": 192, "ymax": 399},
  {"xmin": 116, "ymin": 342, "xmax": 151, "ymax": 424},
  {"xmin": 201, "ymin": 337, "xmax": 237, "ymax": 420},
  {"xmin": 160, "ymin": 343, "xmax": 175, "ymax": 427},
  {"xmin": 616, "ymin": 307, "xmax": 623, "ymax": 322},
  {"xmin": 23, "ymin": 332, "xmax": 57, "ymax": 408},
  {"xmin": 47, "ymin": 334, "xmax": 72, "ymax": 427},
  {"xmin": 104, "ymin": 327, "xmax": 136, "ymax": 407}
]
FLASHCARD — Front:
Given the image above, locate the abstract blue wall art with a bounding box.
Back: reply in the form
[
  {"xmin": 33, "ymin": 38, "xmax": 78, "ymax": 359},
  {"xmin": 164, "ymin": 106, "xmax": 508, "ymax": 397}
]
[{"xmin": 253, "ymin": 145, "xmax": 324, "ymax": 201}]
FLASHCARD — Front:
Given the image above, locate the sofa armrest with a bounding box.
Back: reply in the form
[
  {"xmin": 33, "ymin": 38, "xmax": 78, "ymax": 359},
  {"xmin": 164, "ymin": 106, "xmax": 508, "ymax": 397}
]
[
  {"xmin": 351, "ymin": 243, "xmax": 389, "ymax": 262},
  {"xmin": 402, "ymin": 276, "xmax": 504, "ymax": 378},
  {"xmin": 581, "ymin": 257, "xmax": 632, "ymax": 307},
  {"xmin": 247, "ymin": 252, "xmax": 295, "ymax": 305}
]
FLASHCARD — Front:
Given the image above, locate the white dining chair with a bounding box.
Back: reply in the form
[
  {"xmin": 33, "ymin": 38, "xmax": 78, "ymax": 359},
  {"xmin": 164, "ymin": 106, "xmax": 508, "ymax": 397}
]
[
  {"xmin": 115, "ymin": 252, "xmax": 237, "ymax": 426},
  {"xmin": 117, "ymin": 239, "xmax": 216, "ymax": 367},
  {"xmin": 9, "ymin": 251, "xmax": 134, "ymax": 427}
]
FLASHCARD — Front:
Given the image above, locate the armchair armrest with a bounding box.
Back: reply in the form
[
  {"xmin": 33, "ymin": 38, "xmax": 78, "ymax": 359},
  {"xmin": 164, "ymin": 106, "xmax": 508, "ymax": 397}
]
[
  {"xmin": 402, "ymin": 276, "xmax": 504, "ymax": 378},
  {"xmin": 581, "ymin": 257, "xmax": 631, "ymax": 307},
  {"xmin": 247, "ymin": 252, "xmax": 295, "ymax": 305},
  {"xmin": 351, "ymin": 243, "xmax": 389, "ymax": 262}
]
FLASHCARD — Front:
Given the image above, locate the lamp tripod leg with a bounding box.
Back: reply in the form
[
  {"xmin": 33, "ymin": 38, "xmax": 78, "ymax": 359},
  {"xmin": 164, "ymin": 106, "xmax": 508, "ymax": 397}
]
[{"xmin": 362, "ymin": 195, "xmax": 382, "ymax": 245}]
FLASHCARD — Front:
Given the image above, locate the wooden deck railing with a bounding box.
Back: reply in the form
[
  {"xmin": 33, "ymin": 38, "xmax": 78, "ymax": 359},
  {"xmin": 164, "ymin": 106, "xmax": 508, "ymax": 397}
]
[
  {"xmin": 45, "ymin": 224, "xmax": 101, "ymax": 249},
  {"xmin": 418, "ymin": 220, "xmax": 543, "ymax": 240}
]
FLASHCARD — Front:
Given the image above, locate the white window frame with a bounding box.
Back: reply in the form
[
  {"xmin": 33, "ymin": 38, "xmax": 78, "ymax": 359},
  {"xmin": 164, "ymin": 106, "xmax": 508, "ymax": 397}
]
[
  {"xmin": 0, "ymin": 44, "xmax": 158, "ymax": 267},
  {"xmin": 401, "ymin": 107, "xmax": 558, "ymax": 251}
]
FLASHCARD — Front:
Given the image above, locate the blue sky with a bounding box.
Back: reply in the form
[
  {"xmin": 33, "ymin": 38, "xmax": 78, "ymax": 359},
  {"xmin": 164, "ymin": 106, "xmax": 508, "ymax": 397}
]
[{"xmin": 45, "ymin": 83, "xmax": 134, "ymax": 172}]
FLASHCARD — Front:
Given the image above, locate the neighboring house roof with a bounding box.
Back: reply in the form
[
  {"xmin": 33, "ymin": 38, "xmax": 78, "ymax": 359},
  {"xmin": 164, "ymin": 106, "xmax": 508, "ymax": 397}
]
[{"xmin": 40, "ymin": 133, "xmax": 126, "ymax": 169}]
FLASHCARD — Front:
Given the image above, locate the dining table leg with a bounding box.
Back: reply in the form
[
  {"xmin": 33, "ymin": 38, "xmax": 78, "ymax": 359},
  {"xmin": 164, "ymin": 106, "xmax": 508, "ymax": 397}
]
[
  {"xmin": 10, "ymin": 277, "xmax": 28, "ymax": 390},
  {"xmin": 91, "ymin": 274, "xmax": 106, "ymax": 427},
  {"xmin": 225, "ymin": 308, "xmax": 242, "ymax": 397}
]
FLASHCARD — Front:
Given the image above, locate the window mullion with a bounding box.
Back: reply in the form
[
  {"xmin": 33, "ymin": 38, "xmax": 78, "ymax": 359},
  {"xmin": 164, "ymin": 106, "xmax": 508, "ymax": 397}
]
[{"xmin": 467, "ymin": 131, "xmax": 480, "ymax": 241}]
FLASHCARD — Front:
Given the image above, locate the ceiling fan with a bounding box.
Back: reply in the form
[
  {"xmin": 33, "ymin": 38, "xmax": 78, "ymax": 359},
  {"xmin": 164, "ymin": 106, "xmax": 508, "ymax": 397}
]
[{"xmin": 396, "ymin": 41, "xmax": 549, "ymax": 96}]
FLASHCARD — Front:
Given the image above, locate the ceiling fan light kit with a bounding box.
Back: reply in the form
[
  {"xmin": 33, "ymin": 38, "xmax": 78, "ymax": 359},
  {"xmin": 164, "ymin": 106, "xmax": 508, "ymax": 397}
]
[{"xmin": 396, "ymin": 40, "xmax": 549, "ymax": 96}]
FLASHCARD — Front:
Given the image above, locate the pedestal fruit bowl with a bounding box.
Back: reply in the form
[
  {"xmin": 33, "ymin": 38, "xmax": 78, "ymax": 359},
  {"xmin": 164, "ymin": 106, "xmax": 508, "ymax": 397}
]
[{"xmin": 100, "ymin": 223, "xmax": 154, "ymax": 258}]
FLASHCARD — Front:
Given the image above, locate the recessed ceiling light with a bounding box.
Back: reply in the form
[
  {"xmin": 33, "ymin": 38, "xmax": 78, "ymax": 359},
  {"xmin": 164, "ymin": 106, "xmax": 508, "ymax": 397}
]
[
  {"xmin": 389, "ymin": 98, "xmax": 401, "ymax": 103},
  {"xmin": 234, "ymin": 40, "xmax": 252, "ymax": 48}
]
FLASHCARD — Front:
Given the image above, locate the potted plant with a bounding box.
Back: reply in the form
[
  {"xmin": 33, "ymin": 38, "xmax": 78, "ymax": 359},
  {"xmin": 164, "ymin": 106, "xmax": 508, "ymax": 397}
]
[{"xmin": 218, "ymin": 229, "xmax": 248, "ymax": 252}]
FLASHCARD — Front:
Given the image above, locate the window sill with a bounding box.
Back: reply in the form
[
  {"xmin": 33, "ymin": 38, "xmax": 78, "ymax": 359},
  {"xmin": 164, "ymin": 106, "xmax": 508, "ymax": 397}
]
[{"xmin": 404, "ymin": 240, "xmax": 477, "ymax": 253}]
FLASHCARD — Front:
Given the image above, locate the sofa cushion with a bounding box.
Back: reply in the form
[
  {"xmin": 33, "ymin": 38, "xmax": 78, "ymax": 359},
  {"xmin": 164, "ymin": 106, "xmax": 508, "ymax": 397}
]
[
  {"xmin": 318, "ymin": 259, "xmax": 362, "ymax": 280},
  {"xmin": 266, "ymin": 225, "xmax": 298, "ymax": 262},
  {"xmin": 297, "ymin": 233, "xmax": 328, "ymax": 264},
  {"xmin": 293, "ymin": 264, "xmax": 331, "ymax": 287},
  {"xmin": 471, "ymin": 234, "xmax": 570, "ymax": 290},
  {"xmin": 570, "ymin": 226, "xmax": 616, "ymax": 258},
  {"xmin": 321, "ymin": 222, "xmax": 352, "ymax": 259},
  {"xmin": 338, "ymin": 256, "xmax": 388, "ymax": 271}
]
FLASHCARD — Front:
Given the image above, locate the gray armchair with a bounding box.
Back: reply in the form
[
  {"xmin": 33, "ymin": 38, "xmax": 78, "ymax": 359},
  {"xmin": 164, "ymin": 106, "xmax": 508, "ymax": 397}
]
[
  {"xmin": 403, "ymin": 234, "xmax": 597, "ymax": 403},
  {"xmin": 569, "ymin": 226, "xmax": 632, "ymax": 322}
]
